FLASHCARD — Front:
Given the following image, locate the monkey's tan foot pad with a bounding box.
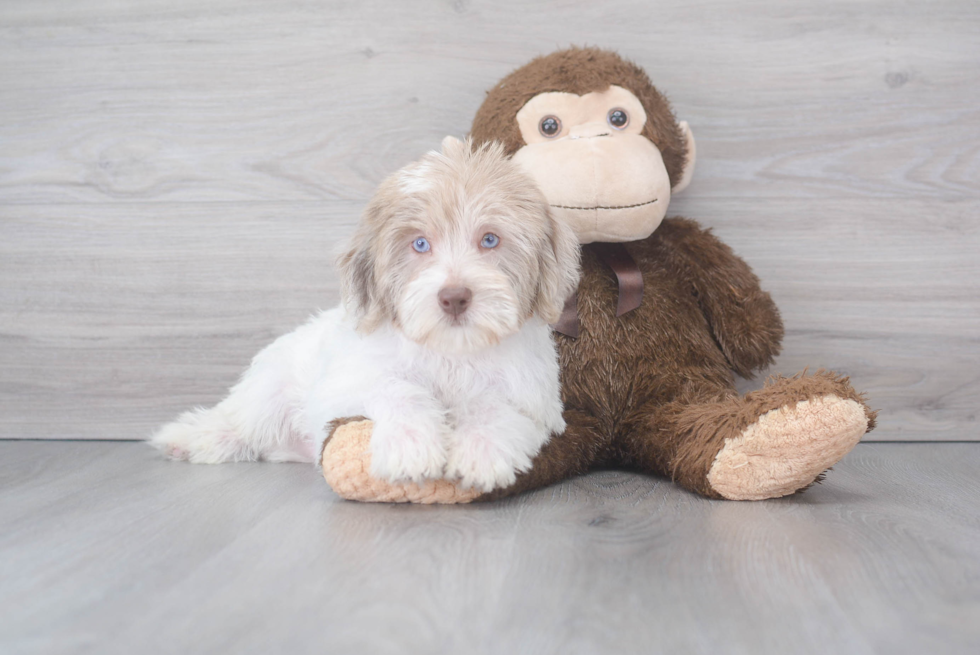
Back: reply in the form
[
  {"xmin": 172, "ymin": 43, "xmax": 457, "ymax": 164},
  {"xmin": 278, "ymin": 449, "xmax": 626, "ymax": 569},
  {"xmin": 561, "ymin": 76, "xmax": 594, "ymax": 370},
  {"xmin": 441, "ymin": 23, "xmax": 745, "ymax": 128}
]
[
  {"xmin": 707, "ymin": 394, "xmax": 869, "ymax": 501},
  {"xmin": 321, "ymin": 419, "xmax": 481, "ymax": 504}
]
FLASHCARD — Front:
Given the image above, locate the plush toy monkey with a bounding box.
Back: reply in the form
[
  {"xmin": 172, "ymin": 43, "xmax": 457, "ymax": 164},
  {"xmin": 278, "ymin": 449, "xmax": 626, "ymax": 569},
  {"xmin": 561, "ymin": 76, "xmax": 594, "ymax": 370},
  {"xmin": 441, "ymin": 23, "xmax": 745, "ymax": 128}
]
[{"xmin": 321, "ymin": 47, "xmax": 876, "ymax": 503}]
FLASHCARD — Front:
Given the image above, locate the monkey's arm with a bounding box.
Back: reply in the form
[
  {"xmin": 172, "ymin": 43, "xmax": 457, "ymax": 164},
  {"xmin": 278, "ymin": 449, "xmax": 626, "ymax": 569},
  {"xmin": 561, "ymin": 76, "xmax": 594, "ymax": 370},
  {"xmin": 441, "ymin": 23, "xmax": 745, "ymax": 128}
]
[{"xmin": 657, "ymin": 217, "xmax": 784, "ymax": 378}]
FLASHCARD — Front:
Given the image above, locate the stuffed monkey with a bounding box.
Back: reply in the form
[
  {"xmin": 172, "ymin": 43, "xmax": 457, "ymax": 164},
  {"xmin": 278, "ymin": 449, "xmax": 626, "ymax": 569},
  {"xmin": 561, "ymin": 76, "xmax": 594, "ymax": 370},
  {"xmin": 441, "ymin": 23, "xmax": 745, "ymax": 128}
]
[{"xmin": 321, "ymin": 47, "xmax": 876, "ymax": 503}]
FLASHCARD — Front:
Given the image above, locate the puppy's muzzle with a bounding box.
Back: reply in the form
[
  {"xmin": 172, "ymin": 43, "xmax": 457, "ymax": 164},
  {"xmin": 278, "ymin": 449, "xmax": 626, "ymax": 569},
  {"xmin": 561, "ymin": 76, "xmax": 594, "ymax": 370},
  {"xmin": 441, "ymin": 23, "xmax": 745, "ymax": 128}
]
[{"xmin": 438, "ymin": 286, "xmax": 472, "ymax": 319}]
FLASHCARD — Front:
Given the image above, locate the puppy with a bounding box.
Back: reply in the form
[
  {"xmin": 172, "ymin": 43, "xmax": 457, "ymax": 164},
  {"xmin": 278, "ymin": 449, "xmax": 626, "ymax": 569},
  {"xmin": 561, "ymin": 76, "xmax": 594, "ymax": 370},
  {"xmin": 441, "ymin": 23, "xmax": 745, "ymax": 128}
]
[{"xmin": 150, "ymin": 136, "xmax": 580, "ymax": 492}]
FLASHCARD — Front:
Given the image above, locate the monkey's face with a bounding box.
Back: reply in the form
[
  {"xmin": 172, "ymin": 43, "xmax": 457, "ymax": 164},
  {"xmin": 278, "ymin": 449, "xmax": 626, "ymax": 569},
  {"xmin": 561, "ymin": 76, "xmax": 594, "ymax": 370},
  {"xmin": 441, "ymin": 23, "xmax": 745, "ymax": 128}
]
[{"xmin": 511, "ymin": 85, "xmax": 694, "ymax": 244}]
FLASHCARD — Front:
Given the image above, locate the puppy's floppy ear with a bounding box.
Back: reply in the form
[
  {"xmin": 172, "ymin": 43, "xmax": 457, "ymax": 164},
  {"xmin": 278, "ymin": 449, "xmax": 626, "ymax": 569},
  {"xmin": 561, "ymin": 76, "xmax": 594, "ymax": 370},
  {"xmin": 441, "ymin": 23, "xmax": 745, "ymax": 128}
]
[
  {"xmin": 338, "ymin": 227, "xmax": 384, "ymax": 332},
  {"xmin": 534, "ymin": 209, "xmax": 581, "ymax": 323}
]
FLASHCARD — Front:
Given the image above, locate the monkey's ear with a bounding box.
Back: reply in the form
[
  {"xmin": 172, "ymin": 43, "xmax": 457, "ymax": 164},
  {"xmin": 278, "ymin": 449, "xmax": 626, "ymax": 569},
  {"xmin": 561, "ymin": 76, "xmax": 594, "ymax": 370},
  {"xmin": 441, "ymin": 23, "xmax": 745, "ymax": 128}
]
[
  {"xmin": 671, "ymin": 121, "xmax": 697, "ymax": 194},
  {"xmin": 337, "ymin": 230, "xmax": 383, "ymax": 332},
  {"xmin": 535, "ymin": 210, "xmax": 582, "ymax": 324}
]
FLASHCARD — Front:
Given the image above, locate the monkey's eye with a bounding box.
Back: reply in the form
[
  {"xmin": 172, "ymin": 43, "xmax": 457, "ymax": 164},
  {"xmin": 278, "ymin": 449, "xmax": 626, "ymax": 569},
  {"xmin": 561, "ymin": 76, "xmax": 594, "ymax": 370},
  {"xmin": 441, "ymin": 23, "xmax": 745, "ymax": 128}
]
[
  {"xmin": 607, "ymin": 108, "xmax": 629, "ymax": 129},
  {"xmin": 412, "ymin": 237, "xmax": 431, "ymax": 253},
  {"xmin": 539, "ymin": 115, "xmax": 561, "ymax": 137},
  {"xmin": 480, "ymin": 233, "xmax": 500, "ymax": 249}
]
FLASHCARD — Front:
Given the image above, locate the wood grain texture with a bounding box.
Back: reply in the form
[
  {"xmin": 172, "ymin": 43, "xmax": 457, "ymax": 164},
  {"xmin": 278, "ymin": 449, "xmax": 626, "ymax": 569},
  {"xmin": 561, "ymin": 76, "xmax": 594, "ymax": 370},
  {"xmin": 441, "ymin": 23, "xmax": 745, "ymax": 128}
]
[
  {"xmin": 0, "ymin": 0, "xmax": 978, "ymax": 440},
  {"xmin": 1, "ymin": 0, "xmax": 976, "ymax": 205},
  {"xmin": 1, "ymin": 441, "xmax": 979, "ymax": 654}
]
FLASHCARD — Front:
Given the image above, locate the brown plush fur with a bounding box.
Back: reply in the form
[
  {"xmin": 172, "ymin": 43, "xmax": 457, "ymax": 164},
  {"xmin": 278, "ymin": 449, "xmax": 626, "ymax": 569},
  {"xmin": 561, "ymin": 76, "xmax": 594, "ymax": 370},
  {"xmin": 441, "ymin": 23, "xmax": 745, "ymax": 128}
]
[
  {"xmin": 471, "ymin": 47, "xmax": 690, "ymax": 188},
  {"xmin": 470, "ymin": 48, "xmax": 875, "ymax": 501}
]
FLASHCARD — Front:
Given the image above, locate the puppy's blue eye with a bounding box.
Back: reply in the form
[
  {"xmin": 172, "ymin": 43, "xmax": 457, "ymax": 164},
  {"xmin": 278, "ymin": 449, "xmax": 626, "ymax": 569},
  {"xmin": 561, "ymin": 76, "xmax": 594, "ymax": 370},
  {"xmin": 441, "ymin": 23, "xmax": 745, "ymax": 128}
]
[
  {"xmin": 480, "ymin": 233, "xmax": 500, "ymax": 249},
  {"xmin": 412, "ymin": 237, "xmax": 430, "ymax": 253}
]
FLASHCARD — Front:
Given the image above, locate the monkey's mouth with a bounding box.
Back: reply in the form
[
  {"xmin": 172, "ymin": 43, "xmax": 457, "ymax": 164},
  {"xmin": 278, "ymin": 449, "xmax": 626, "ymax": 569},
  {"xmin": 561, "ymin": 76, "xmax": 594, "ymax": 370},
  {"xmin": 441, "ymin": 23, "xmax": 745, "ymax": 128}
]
[{"xmin": 550, "ymin": 198, "xmax": 658, "ymax": 211}]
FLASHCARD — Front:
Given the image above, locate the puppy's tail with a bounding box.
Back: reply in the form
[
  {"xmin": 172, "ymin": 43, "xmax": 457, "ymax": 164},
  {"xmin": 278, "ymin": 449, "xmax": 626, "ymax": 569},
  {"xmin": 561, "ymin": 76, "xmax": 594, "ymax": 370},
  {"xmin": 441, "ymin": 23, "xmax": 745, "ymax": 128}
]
[{"xmin": 149, "ymin": 405, "xmax": 252, "ymax": 464}]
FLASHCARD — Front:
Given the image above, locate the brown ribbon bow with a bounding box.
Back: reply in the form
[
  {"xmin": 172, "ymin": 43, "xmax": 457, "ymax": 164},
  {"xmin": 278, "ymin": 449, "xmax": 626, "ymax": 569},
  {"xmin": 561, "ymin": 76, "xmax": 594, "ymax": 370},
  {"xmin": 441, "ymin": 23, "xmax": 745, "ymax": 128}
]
[{"xmin": 553, "ymin": 242, "xmax": 644, "ymax": 338}]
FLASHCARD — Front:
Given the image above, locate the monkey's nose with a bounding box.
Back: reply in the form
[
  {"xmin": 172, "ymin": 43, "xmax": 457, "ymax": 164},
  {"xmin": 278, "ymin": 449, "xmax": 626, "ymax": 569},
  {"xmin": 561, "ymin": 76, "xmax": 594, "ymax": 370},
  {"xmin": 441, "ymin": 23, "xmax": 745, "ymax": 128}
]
[
  {"xmin": 569, "ymin": 121, "xmax": 611, "ymax": 139},
  {"xmin": 438, "ymin": 286, "xmax": 473, "ymax": 318}
]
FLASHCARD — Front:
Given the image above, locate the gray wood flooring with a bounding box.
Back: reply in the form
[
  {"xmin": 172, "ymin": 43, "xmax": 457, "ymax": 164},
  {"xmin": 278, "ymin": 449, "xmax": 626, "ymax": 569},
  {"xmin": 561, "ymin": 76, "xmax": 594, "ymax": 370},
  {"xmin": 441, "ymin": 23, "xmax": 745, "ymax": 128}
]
[
  {"xmin": 1, "ymin": 0, "xmax": 978, "ymax": 442},
  {"xmin": 2, "ymin": 441, "xmax": 978, "ymax": 655}
]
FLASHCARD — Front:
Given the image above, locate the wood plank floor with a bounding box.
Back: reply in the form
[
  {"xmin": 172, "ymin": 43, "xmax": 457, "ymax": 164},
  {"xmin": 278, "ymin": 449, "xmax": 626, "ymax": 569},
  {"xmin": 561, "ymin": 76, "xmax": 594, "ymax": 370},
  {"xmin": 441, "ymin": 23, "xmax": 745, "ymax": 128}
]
[{"xmin": 2, "ymin": 441, "xmax": 978, "ymax": 654}]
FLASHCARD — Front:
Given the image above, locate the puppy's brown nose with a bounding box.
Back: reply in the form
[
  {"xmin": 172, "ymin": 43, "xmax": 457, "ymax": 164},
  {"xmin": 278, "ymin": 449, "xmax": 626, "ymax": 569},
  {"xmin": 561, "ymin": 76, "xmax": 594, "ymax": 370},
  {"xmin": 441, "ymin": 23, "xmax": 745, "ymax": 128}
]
[{"xmin": 438, "ymin": 286, "xmax": 472, "ymax": 318}]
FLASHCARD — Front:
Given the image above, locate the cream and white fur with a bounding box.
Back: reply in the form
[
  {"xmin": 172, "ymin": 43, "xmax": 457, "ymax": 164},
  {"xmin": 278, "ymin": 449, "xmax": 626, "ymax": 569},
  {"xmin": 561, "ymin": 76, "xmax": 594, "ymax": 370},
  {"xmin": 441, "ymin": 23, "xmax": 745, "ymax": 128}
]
[{"xmin": 150, "ymin": 137, "xmax": 580, "ymax": 492}]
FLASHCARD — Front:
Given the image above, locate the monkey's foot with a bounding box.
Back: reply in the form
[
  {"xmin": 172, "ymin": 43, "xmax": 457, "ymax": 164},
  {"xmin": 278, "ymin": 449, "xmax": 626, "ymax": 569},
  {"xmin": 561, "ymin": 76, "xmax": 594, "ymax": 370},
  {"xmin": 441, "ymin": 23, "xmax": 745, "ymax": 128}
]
[
  {"xmin": 707, "ymin": 394, "xmax": 869, "ymax": 501},
  {"xmin": 321, "ymin": 419, "xmax": 480, "ymax": 504}
]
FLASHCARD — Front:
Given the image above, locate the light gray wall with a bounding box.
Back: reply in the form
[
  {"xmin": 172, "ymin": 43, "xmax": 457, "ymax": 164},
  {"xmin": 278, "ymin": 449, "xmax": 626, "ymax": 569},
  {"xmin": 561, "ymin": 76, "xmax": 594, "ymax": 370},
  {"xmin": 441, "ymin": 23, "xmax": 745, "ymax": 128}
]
[{"xmin": 1, "ymin": 0, "xmax": 977, "ymax": 441}]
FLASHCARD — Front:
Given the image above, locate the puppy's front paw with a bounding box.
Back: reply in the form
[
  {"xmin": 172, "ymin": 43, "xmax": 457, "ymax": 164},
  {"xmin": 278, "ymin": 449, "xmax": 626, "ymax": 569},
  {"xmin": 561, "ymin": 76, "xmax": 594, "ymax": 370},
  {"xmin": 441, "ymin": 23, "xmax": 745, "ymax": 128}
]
[
  {"xmin": 445, "ymin": 429, "xmax": 533, "ymax": 493},
  {"xmin": 369, "ymin": 421, "xmax": 447, "ymax": 485}
]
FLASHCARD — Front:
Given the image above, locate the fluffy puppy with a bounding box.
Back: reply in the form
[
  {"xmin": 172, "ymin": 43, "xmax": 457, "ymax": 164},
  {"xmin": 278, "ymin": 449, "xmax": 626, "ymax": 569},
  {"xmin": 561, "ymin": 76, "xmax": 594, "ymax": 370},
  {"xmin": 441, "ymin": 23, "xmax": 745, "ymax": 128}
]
[{"xmin": 150, "ymin": 137, "xmax": 580, "ymax": 492}]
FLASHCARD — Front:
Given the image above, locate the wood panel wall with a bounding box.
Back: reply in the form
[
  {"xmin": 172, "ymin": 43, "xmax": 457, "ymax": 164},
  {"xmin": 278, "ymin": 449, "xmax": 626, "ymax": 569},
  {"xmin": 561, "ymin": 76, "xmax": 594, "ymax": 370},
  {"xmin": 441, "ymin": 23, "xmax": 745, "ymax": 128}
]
[{"xmin": 1, "ymin": 0, "xmax": 977, "ymax": 440}]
